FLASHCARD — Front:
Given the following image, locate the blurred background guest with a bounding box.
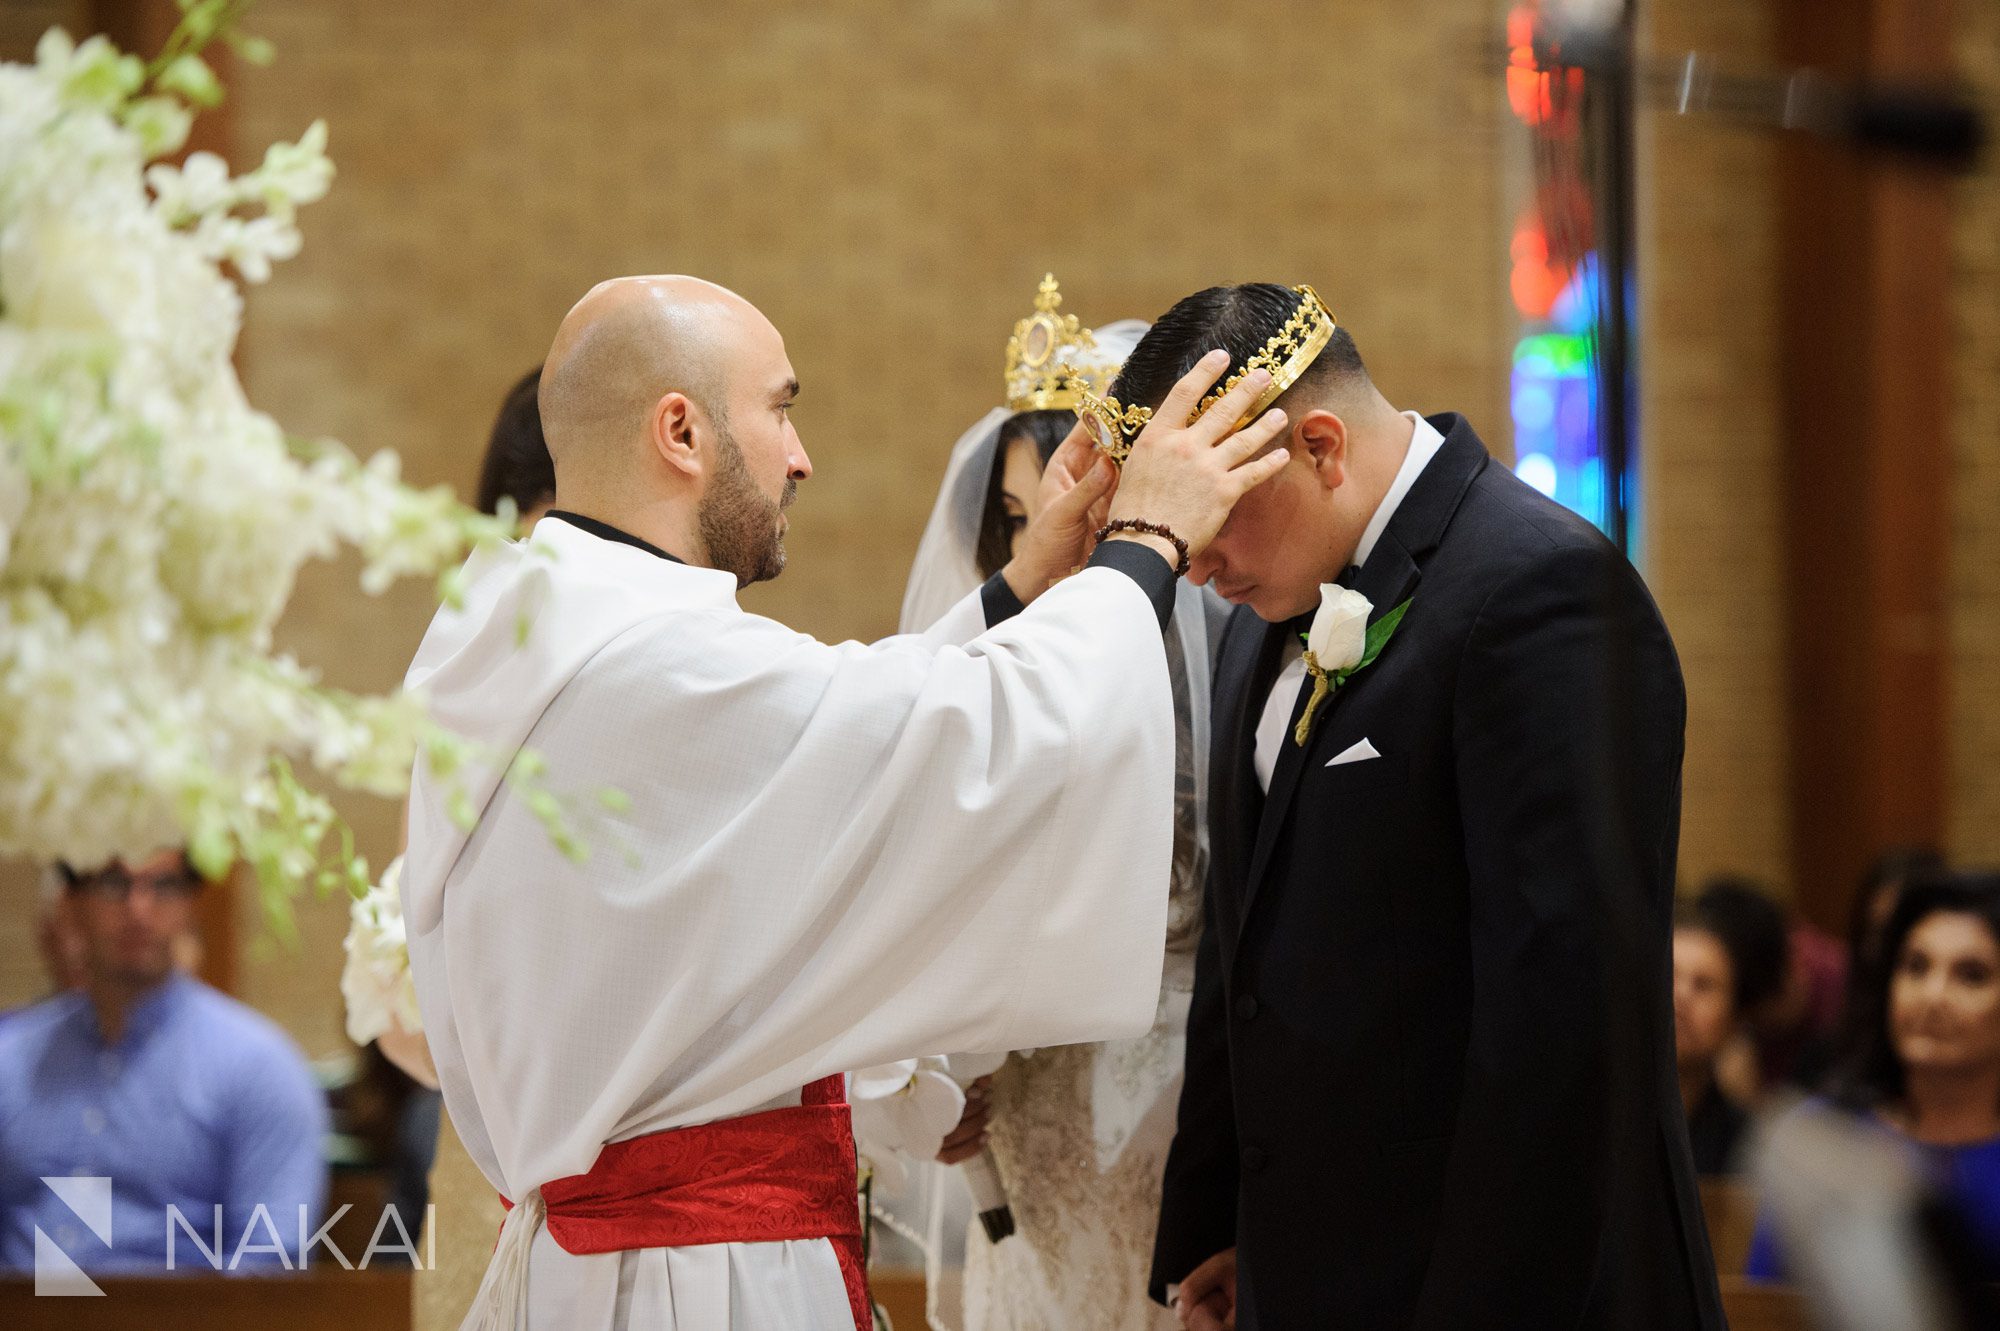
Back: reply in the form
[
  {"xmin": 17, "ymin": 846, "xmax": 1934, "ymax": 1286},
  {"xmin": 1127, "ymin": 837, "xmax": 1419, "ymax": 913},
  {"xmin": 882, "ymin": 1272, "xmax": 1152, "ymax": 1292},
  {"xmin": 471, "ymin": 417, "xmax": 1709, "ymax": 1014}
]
[
  {"xmin": 1675, "ymin": 902, "xmax": 1753, "ymax": 1175},
  {"xmin": 1693, "ymin": 875, "xmax": 1857, "ymax": 1100},
  {"xmin": 1810, "ymin": 847, "xmax": 1953, "ymax": 1093},
  {"xmin": 1692, "ymin": 877, "xmax": 1796, "ymax": 1102},
  {"xmin": 0, "ymin": 871, "xmax": 88, "ymax": 1032},
  {"xmin": 1850, "ymin": 850, "xmax": 1953, "ymax": 980},
  {"xmin": 0, "ymin": 850, "xmax": 328, "ymax": 1274},
  {"xmin": 1748, "ymin": 871, "xmax": 2000, "ymax": 1282}
]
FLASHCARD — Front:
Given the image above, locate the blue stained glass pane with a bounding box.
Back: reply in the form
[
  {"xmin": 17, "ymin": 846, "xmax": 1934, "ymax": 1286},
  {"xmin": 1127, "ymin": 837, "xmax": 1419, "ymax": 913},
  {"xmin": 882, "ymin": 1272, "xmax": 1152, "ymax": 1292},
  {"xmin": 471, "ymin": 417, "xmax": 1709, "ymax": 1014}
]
[
  {"xmin": 1510, "ymin": 273, "xmax": 1608, "ymax": 535},
  {"xmin": 1512, "ymin": 381, "xmax": 1556, "ymax": 432},
  {"xmin": 1516, "ymin": 451, "xmax": 1559, "ymax": 497}
]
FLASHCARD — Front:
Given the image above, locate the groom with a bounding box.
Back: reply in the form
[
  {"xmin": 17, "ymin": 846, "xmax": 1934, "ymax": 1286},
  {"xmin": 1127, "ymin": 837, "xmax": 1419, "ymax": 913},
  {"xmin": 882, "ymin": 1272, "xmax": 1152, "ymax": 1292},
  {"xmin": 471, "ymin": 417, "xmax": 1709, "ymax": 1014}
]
[{"xmin": 1134, "ymin": 286, "xmax": 1726, "ymax": 1328}]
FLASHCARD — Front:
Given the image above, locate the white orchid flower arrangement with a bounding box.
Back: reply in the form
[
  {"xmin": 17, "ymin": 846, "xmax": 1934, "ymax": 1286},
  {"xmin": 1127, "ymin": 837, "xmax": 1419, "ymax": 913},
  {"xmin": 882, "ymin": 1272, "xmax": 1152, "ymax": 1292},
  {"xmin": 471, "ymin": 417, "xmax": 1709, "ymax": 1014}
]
[{"xmin": 0, "ymin": 3, "xmax": 606, "ymax": 957}]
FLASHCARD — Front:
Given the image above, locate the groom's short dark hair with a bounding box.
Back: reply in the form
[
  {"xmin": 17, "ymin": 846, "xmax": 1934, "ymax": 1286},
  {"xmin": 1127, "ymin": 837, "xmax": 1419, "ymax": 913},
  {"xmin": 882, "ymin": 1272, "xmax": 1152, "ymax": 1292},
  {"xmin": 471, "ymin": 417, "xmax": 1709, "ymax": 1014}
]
[{"xmin": 1111, "ymin": 283, "xmax": 1369, "ymax": 414}]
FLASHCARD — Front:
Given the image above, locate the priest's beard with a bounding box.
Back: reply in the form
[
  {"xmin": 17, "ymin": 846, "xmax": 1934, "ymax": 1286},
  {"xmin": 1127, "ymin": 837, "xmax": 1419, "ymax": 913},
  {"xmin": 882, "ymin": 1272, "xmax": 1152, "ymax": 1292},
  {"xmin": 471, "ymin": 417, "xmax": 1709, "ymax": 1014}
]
[{"xmin": 699, "ymin": 423, "xmax": 795, "ymax": 587}]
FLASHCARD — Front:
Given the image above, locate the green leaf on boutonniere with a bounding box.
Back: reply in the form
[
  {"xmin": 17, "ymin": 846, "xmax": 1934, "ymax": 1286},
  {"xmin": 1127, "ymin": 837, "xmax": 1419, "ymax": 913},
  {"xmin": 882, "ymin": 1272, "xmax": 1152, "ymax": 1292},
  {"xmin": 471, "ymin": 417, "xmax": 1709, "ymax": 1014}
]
[
  {"xmin": 1342, "ymin": 598, "xmax": 1413, "ymax": 682},
  {"xmin": 1294, "ymin": 597, "xmax": 1414, "ymax": 746}
]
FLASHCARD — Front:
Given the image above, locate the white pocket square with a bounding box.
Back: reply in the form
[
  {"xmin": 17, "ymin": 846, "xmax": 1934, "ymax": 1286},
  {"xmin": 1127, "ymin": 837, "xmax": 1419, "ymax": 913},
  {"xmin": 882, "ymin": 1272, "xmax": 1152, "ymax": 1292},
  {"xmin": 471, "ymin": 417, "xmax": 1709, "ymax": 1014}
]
[{"xmin": 1326, "ymin": 738, "xmax": 1382, "ymax": 767}]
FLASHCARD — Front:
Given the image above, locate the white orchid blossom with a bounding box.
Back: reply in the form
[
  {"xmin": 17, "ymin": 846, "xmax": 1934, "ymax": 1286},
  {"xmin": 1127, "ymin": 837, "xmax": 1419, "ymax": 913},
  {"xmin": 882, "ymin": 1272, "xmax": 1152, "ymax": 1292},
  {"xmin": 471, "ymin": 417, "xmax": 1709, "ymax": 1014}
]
[{"xmin": 0, "ymin": 20, "xmax": 541, "ymax": 946}]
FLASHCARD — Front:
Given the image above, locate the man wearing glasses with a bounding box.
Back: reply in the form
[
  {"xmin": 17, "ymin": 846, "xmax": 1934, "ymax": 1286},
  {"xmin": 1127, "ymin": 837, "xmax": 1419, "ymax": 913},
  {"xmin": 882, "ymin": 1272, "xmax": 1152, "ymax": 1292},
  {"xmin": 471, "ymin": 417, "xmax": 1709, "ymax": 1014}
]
[{"xmin": 0, "ymin": 850, "xmax": 329, "ymax": 1274}]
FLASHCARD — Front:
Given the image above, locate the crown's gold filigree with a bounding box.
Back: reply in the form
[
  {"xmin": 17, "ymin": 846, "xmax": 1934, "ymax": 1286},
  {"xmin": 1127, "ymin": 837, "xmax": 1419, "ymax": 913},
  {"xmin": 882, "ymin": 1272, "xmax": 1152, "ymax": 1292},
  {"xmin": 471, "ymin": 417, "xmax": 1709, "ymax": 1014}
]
[
  {"xmin": 1067, "ymin": 285, "xmax": 1337, "ymax": 465},
  {"xmin": 1005, "ymin": 274, "xmax": 1110, "ymax": 412}
]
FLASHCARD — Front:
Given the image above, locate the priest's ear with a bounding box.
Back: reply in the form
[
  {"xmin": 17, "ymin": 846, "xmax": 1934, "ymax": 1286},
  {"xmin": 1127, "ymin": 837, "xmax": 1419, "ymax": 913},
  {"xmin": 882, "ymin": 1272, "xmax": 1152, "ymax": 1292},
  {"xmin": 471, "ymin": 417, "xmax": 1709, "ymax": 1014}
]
[
  {"xmin": 1293, "ymin": 409, "xmax": 1349, "ymax": 491},
  {"xmin": 649, "ymin": 391, "xmax": 706, "ymax": 482}
]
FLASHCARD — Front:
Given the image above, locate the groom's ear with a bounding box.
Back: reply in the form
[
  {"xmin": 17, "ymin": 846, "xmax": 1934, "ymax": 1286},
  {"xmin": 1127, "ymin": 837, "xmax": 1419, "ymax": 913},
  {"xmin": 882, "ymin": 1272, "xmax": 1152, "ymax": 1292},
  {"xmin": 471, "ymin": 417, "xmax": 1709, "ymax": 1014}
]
[
  {"xmin": 1295, "ymin": 409, "xmax": 1349, "ymax": 491},
  {"xmin": 649, "ymin": 392, "xmax": 704, "ymax": 481}
]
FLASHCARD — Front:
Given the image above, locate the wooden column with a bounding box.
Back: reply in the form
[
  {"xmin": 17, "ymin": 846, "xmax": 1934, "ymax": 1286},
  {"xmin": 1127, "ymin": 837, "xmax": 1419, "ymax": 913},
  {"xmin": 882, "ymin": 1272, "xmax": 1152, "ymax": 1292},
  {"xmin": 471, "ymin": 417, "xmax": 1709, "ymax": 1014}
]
[
  {"xmin": 90, "ymin": 0, "xmax": 241, "ymax": 995},
  {"xmin": 1776, "ymin": 0, "xmax": 1955, "ymax": 930}
]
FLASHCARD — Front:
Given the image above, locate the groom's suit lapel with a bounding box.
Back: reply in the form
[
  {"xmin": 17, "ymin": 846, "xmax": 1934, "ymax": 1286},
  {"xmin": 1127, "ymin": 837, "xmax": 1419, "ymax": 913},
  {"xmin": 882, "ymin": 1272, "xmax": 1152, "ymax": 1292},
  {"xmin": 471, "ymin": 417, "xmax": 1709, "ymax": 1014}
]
[
  {"xmin": 1240, "ymin": 540, "xmax": 1419, "ymax": 925},
  {"xmin": 1237, "ymin": 416, "xmax": 1491, "ymax": 929},
  {"xmin": 1210, "ymin": 604, "xmax": 1289, "ymax": 954}
]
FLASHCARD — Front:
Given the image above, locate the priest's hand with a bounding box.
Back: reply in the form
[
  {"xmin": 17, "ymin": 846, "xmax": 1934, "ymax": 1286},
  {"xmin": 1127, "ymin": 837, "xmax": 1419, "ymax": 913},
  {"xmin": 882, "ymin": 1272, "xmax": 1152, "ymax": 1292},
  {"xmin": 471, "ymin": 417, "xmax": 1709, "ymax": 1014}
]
[
  {"xmin": 1107, "ymin": 350, "xmax": 1291, "ymax": 567},
  {"xmin": 1000, "ymin": 423, "xmax": 1119, "ymax": 604}
]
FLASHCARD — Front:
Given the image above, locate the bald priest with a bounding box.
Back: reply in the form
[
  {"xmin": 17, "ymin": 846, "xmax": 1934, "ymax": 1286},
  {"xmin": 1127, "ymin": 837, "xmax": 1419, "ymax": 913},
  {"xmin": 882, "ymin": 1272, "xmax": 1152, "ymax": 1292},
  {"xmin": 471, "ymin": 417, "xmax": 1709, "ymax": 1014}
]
[{"xmin": 398, "ymin": 275, "xmax": 1292, "ymax": 1329}]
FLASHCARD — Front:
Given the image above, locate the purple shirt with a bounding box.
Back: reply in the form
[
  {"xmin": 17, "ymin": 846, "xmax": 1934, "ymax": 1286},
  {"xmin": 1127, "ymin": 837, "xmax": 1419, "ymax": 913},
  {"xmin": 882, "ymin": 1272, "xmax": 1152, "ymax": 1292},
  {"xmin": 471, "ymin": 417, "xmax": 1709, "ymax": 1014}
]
[{"xmin": 0, "ymin": 973, "xmax": 329, "ymax": 1273}]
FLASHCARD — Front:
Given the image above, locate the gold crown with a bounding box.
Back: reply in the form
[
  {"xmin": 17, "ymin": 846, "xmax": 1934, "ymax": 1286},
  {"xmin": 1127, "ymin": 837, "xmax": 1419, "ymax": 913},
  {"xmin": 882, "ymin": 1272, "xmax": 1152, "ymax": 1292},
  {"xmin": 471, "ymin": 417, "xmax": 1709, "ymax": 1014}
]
[
  {"xmin": 1005, "ymin": 274, "xmax": 1116, "ymax": 413},
  {"xmin": 1066, "ymin": 284, "xmax": 1336, "ymax": 464}
]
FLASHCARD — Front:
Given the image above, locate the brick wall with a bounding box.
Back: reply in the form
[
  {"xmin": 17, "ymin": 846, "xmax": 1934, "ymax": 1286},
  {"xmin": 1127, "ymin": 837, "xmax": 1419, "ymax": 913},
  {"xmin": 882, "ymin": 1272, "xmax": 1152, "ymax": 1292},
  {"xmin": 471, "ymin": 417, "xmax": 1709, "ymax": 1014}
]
[
  {"xmin": 3, "ymin": 1, "xmax": 1990, "ymax": 1050},
  {"xmin": 1638, "ymin": 0, "xmax": 1792, "ymax": 894}
]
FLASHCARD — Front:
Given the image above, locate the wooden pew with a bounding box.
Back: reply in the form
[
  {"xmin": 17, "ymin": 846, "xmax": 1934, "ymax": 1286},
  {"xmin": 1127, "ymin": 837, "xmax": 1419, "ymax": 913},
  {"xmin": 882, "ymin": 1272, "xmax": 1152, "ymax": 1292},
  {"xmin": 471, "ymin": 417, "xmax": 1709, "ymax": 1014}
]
[
  {"xmin": 1720, "ymin": 1275, "xmax": 1814, "ymax": 1331},
  {"xmin": 865, "ymin": 1264, "xmax": 1818, "ymax": 1331},
  {"xmin": 0, "ymin": 1267, "xmax": 411, "ymax": 1331},
  {"xmin": 1701, "ymin": 1176, "xmax": 1759, "ymax": 1276}
]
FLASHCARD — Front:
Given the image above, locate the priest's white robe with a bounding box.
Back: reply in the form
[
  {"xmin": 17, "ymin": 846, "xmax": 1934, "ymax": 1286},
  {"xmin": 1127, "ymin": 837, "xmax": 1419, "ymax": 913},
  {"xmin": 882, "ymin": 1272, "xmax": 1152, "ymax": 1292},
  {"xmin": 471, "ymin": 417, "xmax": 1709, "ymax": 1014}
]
[{"xmin": 400, "ymin": 517, "xmax": 1175, "ymax": 1329}]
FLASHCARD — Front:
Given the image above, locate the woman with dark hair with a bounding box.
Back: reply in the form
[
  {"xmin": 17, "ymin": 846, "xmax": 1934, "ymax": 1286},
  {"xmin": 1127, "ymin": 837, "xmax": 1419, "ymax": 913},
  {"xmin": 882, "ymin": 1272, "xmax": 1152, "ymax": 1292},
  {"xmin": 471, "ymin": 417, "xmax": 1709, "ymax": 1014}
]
[
  {"xmin": 1674, "ymin": 901, "xmax": 1753, "ymax": 1174},
  {"xmin": 970, "ymin": 408, "xmax": 1073, "ymax": 578},
  {"xmin": 1747, "ymin": 871, "xmax": 2000, "ymax": 1281},
  {"xmin": 1848, "ymin": 847, "xmax": 1951, "ymax": 984},
  {"xmin": 1792, "ymin": 846, "xmax": 1954, "ymax": 1090},
  {"xmin": 473, "ymin": 366, "xmax": 555, "ymax": 521},
  {"xmin": 1695, "ymin": 874, "xmax": 1853, "ymax": 1097}
]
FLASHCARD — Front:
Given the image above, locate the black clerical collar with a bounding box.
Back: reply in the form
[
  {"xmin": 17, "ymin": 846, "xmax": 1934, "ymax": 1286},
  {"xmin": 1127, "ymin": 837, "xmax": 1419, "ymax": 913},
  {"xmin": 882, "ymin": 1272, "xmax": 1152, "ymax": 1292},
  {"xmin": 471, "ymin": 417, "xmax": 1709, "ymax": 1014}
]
[{"xmin": 546, "ymin": 511, "xmax": 685, "ymax": 564}]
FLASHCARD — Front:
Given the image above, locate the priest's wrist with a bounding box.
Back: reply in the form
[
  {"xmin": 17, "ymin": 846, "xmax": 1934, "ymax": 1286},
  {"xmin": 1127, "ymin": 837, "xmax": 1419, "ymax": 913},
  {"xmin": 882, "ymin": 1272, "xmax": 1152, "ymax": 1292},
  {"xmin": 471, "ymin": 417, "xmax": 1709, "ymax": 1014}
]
[
  {"xmin": 1104, "ymin": 531, "xmax": 1179, "ymax": 571},
  {"xmin": 1096, "ymin": 519, "xmax": 1190, "ymax": 578}
]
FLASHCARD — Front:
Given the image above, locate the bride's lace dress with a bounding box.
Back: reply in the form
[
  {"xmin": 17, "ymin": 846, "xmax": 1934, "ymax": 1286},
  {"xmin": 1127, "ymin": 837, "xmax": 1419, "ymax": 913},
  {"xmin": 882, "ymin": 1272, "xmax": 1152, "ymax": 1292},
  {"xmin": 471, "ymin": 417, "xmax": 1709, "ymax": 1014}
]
[{"xmin": 959, "ymin": 628, "xmax": 1207, "ymax": 1331}]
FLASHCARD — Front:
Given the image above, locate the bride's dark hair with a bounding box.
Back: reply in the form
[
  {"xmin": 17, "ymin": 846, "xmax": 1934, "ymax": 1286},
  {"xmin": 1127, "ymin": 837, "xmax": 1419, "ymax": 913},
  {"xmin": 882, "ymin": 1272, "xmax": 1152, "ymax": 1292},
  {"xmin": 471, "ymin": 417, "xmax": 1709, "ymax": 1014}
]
[{"xmin": 975, "ymin": 409, "xmax": 1074, "ymax": 578}]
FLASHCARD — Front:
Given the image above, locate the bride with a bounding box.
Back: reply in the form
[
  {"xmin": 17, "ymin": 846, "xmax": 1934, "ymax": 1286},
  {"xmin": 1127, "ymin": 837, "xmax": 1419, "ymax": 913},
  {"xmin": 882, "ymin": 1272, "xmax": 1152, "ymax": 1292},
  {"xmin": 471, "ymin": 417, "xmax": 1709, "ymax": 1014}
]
[{"xmin": 858, "ymin": 277, "xmax": 1222, "ymax": 1331}]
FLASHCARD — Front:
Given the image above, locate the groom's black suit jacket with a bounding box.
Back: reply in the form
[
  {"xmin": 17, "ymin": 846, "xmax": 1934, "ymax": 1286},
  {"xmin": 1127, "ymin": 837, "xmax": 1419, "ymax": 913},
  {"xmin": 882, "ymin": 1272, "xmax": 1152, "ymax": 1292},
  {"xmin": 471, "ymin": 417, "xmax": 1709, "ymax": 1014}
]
[{"xmin": 1150, "ymin": 416, "xmax": 1726, "ymax": 1329}]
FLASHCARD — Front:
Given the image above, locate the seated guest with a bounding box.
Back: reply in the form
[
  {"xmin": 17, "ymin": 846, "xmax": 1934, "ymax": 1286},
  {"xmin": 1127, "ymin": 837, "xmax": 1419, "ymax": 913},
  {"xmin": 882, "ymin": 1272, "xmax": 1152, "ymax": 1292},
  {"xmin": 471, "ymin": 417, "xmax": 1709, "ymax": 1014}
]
[
  {"xmin": 34, "ymin": 867, "xmax": 89, "ymax": 995},
  {"xmin": 1675, "ymin": 903, "xmax": 1752, "ymax": 1174},
  {"xmin": 1693, "ymin": 877, "xmax": 1793, "ymax": 1101},
  {"xmin": 0, "ymin": 849, "xmax": 329, "ymax": 1274},
  {"xmin": 1747, "ymin": 871, "xmax": 2000, "ymax": 1282},
  {"xmin": 1806, "ymin": 847, "xmax": 1951, "ymax": 1088},
  {"xmin": 0, "ymin": 872, "xmax": 88, "ymax": 1032},
  {"xmin": 1697, "ymin": 875, "xmax": 1849, "ymax": 1096},
  {"xmin": 1847, "ymin": 847, "xmax": 1949, "ymax": 986}
]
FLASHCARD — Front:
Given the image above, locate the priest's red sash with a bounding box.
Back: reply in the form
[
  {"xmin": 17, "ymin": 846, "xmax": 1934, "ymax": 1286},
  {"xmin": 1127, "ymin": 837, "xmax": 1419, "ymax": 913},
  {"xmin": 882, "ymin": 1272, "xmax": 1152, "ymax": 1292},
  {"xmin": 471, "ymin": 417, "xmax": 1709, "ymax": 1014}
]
[{"xmin": 501, "ymin": 1074, "xmax": 868, "ymax": 1329}]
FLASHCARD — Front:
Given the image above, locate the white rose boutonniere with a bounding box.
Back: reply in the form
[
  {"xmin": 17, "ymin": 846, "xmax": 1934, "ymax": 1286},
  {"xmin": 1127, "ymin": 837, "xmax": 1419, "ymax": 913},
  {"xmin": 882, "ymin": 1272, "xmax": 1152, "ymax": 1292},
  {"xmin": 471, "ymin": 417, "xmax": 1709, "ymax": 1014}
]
[
  {"xmin": 1295, "ymin": 584, "xmax": 1413, "ymax": 746},
  {"xmin": 1306, "ymin": 586, "xmax": 1372, "ymax": 673}
]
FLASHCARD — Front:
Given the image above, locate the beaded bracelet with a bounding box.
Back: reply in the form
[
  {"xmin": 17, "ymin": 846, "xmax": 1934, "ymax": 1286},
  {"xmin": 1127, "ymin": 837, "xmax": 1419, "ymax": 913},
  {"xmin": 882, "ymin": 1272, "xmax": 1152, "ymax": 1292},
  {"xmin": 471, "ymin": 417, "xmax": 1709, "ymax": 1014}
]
[{"xmin": 1094, "ymin": 519, "xmax": 1191, "ymax": 578}]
